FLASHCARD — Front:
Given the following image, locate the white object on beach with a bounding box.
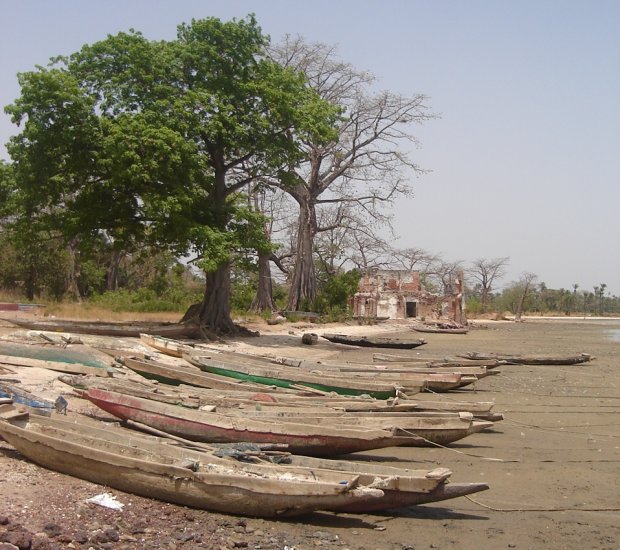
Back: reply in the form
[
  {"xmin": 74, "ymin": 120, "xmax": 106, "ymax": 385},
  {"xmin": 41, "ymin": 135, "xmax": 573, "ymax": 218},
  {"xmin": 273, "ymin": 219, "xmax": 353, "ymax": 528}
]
[{"xmin": 86, "ymin": 492, "xmax": 124, "ymax": 511}]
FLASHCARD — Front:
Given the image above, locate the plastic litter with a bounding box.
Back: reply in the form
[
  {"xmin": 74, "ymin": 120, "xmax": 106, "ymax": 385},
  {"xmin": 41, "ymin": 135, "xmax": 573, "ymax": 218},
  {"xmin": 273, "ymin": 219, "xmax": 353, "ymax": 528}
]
[{"xmin": 86, "ymin": 492, "xmax": 124, "ymax": 511}]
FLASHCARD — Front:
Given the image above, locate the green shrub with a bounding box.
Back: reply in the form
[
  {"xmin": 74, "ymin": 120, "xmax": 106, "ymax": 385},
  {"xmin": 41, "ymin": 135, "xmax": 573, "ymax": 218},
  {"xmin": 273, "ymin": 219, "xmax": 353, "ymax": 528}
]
[
  {"xmin": 90, "ymin": 286, "xmax": 201, "ymax": 313},
  {"xmin": 230, "ymin": 279, "xmax": 256, "ymax": 311},
  {"xmin": 465, "ymin": 296, "xmax": 483, "ymax": 315},
  {"xmin": 311, "ymin": 269, "xmax": 361, "ymax": 316}
]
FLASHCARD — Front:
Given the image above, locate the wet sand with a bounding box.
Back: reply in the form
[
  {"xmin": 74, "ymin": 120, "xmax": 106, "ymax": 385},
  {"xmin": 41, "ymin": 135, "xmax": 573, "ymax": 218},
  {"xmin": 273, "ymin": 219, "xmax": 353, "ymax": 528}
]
[
  {"xmin": 1, "ymin": 316, "xmax": 619, "ymax": 549},
  {"xmin": 229, "ymin": 318, "xmax": 620, "ymax": 549}
]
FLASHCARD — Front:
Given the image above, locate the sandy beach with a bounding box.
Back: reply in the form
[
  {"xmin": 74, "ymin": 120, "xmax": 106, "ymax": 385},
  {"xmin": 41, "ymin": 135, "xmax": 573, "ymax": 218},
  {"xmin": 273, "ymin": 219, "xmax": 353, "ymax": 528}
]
[{"xmin": 0, "ymin": 315, "xmax": 618, "ymax": 549}]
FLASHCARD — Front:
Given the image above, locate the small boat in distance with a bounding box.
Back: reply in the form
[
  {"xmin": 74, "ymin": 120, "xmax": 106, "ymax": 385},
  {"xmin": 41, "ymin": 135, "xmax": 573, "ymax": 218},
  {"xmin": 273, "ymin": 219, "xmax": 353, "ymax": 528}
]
[
  {"xmin": 321, "ymin": 333, "xmax": 427, "ymax": 349},
  {"xmin": 458, "ymin": 351, "xmax": 593, "ymax": 365},
  {"xmin": 412, "ymin": 322, "xmax": 469, "ymax": 334}
]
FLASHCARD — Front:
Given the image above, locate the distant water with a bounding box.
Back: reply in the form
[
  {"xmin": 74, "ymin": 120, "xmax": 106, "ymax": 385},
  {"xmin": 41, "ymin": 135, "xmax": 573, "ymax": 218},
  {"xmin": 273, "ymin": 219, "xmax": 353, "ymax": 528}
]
[{"xmin": 607, "ymin": 329, "xmax": 620, "ymax": 342}]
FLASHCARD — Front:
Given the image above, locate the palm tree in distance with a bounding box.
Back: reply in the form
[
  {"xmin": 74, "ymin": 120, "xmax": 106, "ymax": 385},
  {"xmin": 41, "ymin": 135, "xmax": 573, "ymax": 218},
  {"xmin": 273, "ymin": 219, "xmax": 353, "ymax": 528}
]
[{"xmin": 599, "ymin": 283, "xmax": 607, "ymax": 315}]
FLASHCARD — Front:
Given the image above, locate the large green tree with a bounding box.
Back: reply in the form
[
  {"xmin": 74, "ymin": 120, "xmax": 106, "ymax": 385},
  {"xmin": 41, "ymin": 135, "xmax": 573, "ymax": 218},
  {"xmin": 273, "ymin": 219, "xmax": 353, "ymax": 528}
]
[{"xmin": 4, "ymin": 16, "xmax": 338, "ymax": 333}]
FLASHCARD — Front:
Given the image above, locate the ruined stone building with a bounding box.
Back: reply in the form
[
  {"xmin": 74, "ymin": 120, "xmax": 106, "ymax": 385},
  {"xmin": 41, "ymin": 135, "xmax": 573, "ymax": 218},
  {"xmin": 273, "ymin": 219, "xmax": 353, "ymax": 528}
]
[{"xmin": 352, "ymin": 269, "xmax": 466, "ymax": 323}]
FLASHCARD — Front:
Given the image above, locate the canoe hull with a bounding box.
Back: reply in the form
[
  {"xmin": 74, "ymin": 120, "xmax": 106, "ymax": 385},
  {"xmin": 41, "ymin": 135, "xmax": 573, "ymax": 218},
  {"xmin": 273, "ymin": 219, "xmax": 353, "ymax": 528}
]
[
  {"xmin": 322, "ymin": 333, "xmax": 427, "ymax": 349},
  {"xmin": 0, "ymin": 417, "xmax": 383, "ymax": 517},
  {"xmin": 1, "ymin": 318, "xmax": 200, "ymax": 339},
  {"xmin": 82, "ymin": 388, "xmax": 413, "ymax": 457},
  {"xmin": 187, "ymin": 355, "xmax": 400, "ymax": 400}
]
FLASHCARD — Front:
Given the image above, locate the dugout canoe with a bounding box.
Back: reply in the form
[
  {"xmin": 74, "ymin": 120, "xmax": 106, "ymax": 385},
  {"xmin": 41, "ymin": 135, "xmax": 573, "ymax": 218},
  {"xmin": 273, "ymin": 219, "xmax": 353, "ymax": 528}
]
[
  {"xmin": 62, "ymin": 373, "xmax": 503, "ymax": 422},
  {"xmin": 0, "ymin": 408, "xmax": 489, "ymax": 514},
  {"xmin": 372, "ymin": 353, "xmax": 505, "ymax": 368},
  {"xmin": 458, "ymin": 352, "xmax": 594, "ymax": 365},
  {"xmin": 80, "ymin": 387, "xmax": 421, "ymax": 456},
  {"xmin": 185, "ymin": 354, "xmax": 409, "ymax": 399},
  {"xmin": 0, "ymin": 303, "xmax": 44, "ymax": 312},
  {"xmin": 0, "ymin": 407, "xmax": 385, "ymax": 517},
  {"xmin": 0, "ymin": 383, "xmax": 54, "ymax": 414},
  {"xmin": 1, "ymin": 317, "xmax": 200, "ymax": 339},
  {"xmin": 120, "ymin": 356, "xmax": 284, "ymax": 392},
  {"xmin": 61, "ymin": 375, "xmax": 491, "ymax": 446},
  {"xmin": 273, "ymin": 357, "xmax": 485, "ymax": 392},
  {"xmin": 321, "ymin": 333, "xmax": 427, "ymax": 349},
  {"xmin": 0, "ymin": 341, "xmax": 115, "ymax": 377},
  {"xmin": 411, "ymin": 323, "xmax": 469, "ymax": 334},
  {"xmin": 224, "ymin": 409, "xmax": 494, "ymax": 447},
  {"xmin": 139, "ymin": 333, "xmax": 197, "ymax": 358},
  {"xmin": 283, "ymin": 454, "xmax": 489, "ymax": 513}
]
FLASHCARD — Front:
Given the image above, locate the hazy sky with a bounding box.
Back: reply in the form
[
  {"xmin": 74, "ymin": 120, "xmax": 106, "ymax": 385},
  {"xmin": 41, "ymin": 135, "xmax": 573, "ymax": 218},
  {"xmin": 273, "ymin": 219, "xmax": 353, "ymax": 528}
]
[{"xmin": 1, "ymin": 0, "xmax": 618, "ymax": 295}]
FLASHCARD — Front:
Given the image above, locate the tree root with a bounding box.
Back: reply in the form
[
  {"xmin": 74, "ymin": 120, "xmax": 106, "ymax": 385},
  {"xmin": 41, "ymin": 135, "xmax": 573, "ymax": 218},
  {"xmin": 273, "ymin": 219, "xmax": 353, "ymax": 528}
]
[
  {"xmin": 233, "ymin": 324, "xmax": 260, "ymax": 337},
  {"xmin": 181, "ymin": 303, "xmax": 260, "ymax": 340}
]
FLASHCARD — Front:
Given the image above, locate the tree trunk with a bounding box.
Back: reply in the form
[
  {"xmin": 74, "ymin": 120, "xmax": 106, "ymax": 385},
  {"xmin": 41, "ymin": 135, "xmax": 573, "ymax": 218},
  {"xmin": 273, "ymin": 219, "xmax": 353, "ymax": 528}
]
[
  {"xmin": 106, "ymin": 249, "xmax": 123, "ymax": 291},
  {"xmin": 287, "ymin": 198, "xmax": 317, "ymax": 311},
  {"xmin": 186, "ymin": 159, "xmax": 239, "ymax": 336},
  {"xmin": 64, "ymin": 241, "xmax": 82, "ymax": 302},
  {"xmin": 481, "ymin": 284, "xmax": 489, "ymax": 313},
  {"xmin": 197, "ymin": 263, "xmax": 237, "ymax": 335},
  {"xmin": 514, "ymin": 283, "xmax": 531, "ymax": 322},
  {"xmin": 250, "ymin": 251, "xmax": 276, "ymax": 312},
  {"xmin": 181, "ymin": 155, "xmax": 257, "ymax": 337},
  {"xmin": 24, "ymin": 264, "xmax": 36, "ymax": 301}
]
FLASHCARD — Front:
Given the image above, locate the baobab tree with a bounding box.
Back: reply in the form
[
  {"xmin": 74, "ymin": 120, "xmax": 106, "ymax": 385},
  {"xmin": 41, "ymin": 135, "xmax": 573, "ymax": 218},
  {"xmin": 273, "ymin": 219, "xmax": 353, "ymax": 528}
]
[
  {"xmin": 312, "ymin": 205, "xmax": 399, "ymax": 286},
  {"xmin": 514, "ymin": 272, "xmax": 538, "ymax": 322},
  {"xmin": 392, "ymin": 247, "xmax": 437, "ymax": 274},
  {"xmin": 347, "ymin": 226, "xmax": 393, "ymax": 274},
  {"xmin": 269, "ymin": 36, "xmax": 435, "ymax": 311},
  {"xmin": 467, "ymin": 257, "xmax": 509, "ymax": 313}
]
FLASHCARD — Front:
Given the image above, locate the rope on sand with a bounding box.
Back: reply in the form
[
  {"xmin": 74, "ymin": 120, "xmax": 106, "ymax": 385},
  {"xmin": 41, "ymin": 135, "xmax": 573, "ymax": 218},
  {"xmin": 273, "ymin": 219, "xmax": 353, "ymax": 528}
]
[
  {"xmin": 398, "ymin": 429, "xmax": 519, "ymax": 462},
  {"xmin": 464, "ymin": 495, "xmax": 620, "ymax": 513}
]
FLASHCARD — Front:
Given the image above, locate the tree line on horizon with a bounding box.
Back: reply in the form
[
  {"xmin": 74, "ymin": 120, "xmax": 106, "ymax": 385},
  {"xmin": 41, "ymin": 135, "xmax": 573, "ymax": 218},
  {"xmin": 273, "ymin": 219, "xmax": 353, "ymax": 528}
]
[
  {"xmin": 0, "ymin": 16, "xmax": 617, "ymax": 329},
  {"xmin": 461, "ymin": 258, "xmax": 618, "ymax": 317}
]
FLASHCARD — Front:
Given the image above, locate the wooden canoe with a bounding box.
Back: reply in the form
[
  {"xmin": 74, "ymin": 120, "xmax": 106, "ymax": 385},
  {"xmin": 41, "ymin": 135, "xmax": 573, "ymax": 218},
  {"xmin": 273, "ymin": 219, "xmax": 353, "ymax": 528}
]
[
  {"xmin": 139, "ymin": 333, "xmax": 197, "ymax": 358},
  {"xmin": 223, "ymin": 409, "xmax": 494, "ymax": 447},
  {"xmin": 0, "ymin": 383, "xmax": 54, "ymax": 414},
  {"xmin": 342, "ymin": 363, "xmax": 500, "ymax": 380},
  {"xmin": 0, "ymin": 408, "xmax": 489, "ymax": 514},
  {"xmin": 372, "ymin": 353, "xmax": 505, "ymax": 368},
  {"xmin": 186, "ymin": 354, "xmax": 409, "ymax": 399},
  {"xmin": 458, "ymin": 352, "xmax": 594, "ymax": 365},
  {"xmin": 0, "ymin": 303, "xmax": 44, "ymax": 312},
  {"xmin": 61, "ymin": 375, "xmax": 492, "ymax": 446},
  {"xmin": 0, "ymin": 341, "xmax": 113, "ymax": 369},
  {"xmin": 0, "ymin": 354, "xmax": 113, "ymax": 378},
  {"xmin": 0, "ymin": 408, "xmax": 387, "ymax": 517},
  {"xmin": 80, "ymin": 387, "xmax": 422, "ymax": 456},
  {"xmin": 272, "ymin": 357, "xmax": 485, "ymax": 392},
  {"xmin": 121, "ymin": 356, "xmax": 285, "ymax": 392},
  {"xmin": 321, "ymin": 333, "xmax": 427, "ymax": 349},
  {"xmin": 411, "ymin": 323, "xmax": 469, "ymax": 334},
  {"xmin": 0, "ymin": 339, "xmax": 115, "ymax": 377},
  {"xmin": 283, "ymin": 454, "xmax": 488, "ymax": 512},
  {"xmin": 61, "ymin": 373, "xmax": 413, "ymax": 413},
  {"xmin": 60, "ymin": 373, "xmax": 503, "ymax": 423},
  {"xmin": 1, "ymin": 317, "xmax": 200, "ymax": 339}
]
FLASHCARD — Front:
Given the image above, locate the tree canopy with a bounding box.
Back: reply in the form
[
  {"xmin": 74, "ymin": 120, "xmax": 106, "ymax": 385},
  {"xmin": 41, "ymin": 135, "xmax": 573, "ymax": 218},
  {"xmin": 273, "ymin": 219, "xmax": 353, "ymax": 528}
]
[{"xmin": 3, "ymin": 15, "xmax": 339, "ymax": 333}]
